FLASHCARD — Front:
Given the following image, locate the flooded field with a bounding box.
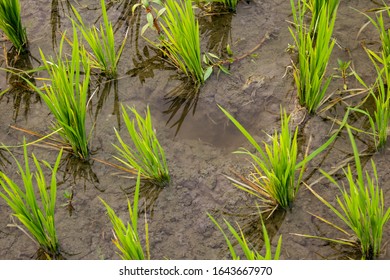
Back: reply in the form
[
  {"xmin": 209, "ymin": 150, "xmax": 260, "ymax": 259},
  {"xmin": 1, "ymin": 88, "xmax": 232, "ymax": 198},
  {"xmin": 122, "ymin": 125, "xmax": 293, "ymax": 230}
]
[{"xmin": 0, "ymin": 0, "xmax": 389, "ymax": 259}]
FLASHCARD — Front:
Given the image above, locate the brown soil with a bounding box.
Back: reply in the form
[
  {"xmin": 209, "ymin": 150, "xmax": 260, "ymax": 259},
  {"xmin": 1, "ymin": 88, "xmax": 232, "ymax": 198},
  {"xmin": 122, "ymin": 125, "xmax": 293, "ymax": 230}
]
[{"xmin": 0, "ymin": 0, "xmax": 389, "ymax": 260}]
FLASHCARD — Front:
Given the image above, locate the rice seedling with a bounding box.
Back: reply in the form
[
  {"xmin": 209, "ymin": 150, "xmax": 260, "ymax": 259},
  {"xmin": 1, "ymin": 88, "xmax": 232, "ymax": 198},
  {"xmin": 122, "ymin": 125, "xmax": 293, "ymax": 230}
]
[
  {"xmin": 71, "ymin": 0, "xmax": 127, "ymax": 78},
  {"xmin": 0, "ymin": 0, "xmax": 27, "ymax": 52},
  {"xmin": 61, "ymin": 188, "xmax": 75, "ymax": 217},
  {"xmin": 0, "ymin": 143, "xmax": 63, "ymax": 259},
  {"xmin": 289, "ymin": 0, "xmax": 338, "ymax": 113},
  {"xmin": 366, "ymin": 49, "xmax": 390, "ymax": 148},
  {"xmin": 157, "ymin": 0, "xmax": 207, "ymax": 84},
  {"xmin": 100, "ymin": 173, "xmax": 150, "ymax": 260},
  {"xmin": 219, "ymin": 0, "xmax": 239, "ymax": 12},
  {"xmin": 224, "ymin": 107, "xmax": 301, "ymax": 212},
  {"xmin": 337, "ymin": 55, "xmax": 388, "ymax": 149},
  {"xmin": 302, "ymin": 126, "xmax": 390, "ymax": 259},
  {"xmin": 208, "ymin": 213, "xmax": 282, "ymax": 260},
  {"xmin": 348, "ymin": 4, "xmax": 390, "ymax": 148},
  {"xmin": 219, "ymin": 105, "xmax": 341, "ymax": 214},
  {"xmin": 113, "ymin": 105, "xmax": 170, "ymax": 187},
  {"xmin": 135, "ymin": 0, "xmax": 236, "ymax": 84},
  {"xmin": 334, "ymin": 59, "xmax": 352, "ymax": 90},
  {"xmin": 26, "ymin": 27, "xmax": 91, "ymax": 160},
  {"xmin": 349, "ymin": 52, "xmax": 390, "ymax": 149},
  {"xmin": 360, "ymin": 2, "xmax": 390, "ymax": 61}
]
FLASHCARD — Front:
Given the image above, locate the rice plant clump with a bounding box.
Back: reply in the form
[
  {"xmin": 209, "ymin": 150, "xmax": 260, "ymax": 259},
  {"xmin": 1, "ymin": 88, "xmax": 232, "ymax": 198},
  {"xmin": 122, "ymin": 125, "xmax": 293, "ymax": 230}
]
[
  {"xmin": 289, "ymin": 0, "xmax": 339, "ymax": 113},
  {"xmin": 361, "ymin": 5, "xmax": 390, "ymax": 148},
  {"xmin": 220, "ymin": 0, "xmax": 239, "ymax": 12},
  {"xmin": 219, "ymin": 106, "xmax": 302, "ymax": 213},
  {"xmin": 0, "ymin": 0, "xmax": 27, "ymax": 52},
  {"xmin": 208, "ymin": 213, "xmax": 282, "ymax": 260},
  {"xmin": 72, "ymin": 0, "xmax": 127, "ymax": 78},
  {"xmin": 305, "ymin": 126, "xmax": 390, "ymax": 259},
  {"xmin": 366, "ymin": 49, "xmax": 390, "ymax": 148},
  {"xmin": 100, "ymin": 173, "xmax": 150, "ymax": 260},
  {"xmin": 113, "ymin": 105, "xmax": 170, "ymax": 187},
  {"xmin": 159, "ymin": 0, "xmax": 205, "ymax": 84},
  {"xmin": 0, "ymin": 144, "xmax": 63, "ymax": 259},
  {"xmin": 29, "ymin": 27, "xmax": 91, "ymax": 160},
  {"xmin": 220, "ymin": 105, "xmax": 340, "ymax": 214},
  {"xmin": 363, "ymin": 2, "xmax": 390, "ymax": 62}
]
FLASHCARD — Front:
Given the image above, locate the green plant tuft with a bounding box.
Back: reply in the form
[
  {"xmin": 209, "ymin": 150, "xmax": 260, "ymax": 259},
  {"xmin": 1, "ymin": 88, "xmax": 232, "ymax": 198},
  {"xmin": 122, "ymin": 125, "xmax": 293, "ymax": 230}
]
[
  {"xmin": 0, "ymin": 143, "xmax": 62, "ymax": 259},
  {"xmin": 113, "ymin": 105, "xmax": 170, "ymax": 186},
  {"xmin": 367, "ymin": 49, "xmax": 390, "ymax": 148},
  {"xmin": 159, "ymin": 0, "xmax": 205, "ymax": 84},
  {"xmin": 221, "ymin": 0, "xmax": 239, "ymax": 12},
  {"xmin": 303, "ymin": 126, "xmax": 390, "ymax": 259},
  {"xmin": 71, "ymin": 0, "xmax": 127, "ymax": 78},
  {"xmin": 208, "ymin": 212, "xmax": 282, "ymax": 260},
  {"xmin": 219, "ymin": 105, "xmax": 341, "ymax": 214},
  {"xmin": 359, "ymin": 4, "xmax": 390, "ymax": 148},
  {"xmin": 0, "ymin": 0, "xmax": 27, "ymax": 51},
  {"xmin": 289, "ymin": 0, "xmax": 338, "ymax": 113},
  {"xmin": 361, "ymin": 2, "xmax": 390, "ymax": 62},
  {"xmin": 100, "ymin": 172, "xmax": 150, "ymax": 260},
  {"xmin": 26, "ymin": 26, "xmax": 91, "ymax": 160}
]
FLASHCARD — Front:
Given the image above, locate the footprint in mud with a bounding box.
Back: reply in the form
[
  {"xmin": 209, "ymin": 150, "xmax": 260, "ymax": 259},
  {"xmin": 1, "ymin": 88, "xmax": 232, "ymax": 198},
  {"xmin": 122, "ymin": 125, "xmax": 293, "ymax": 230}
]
[
  {"xmin": 242, "ymin": 74, "xmax": 266, "ymax": 92},
  {"xmin": 241, "ymin": 74, "xmax": 274, "ymax": 102}
]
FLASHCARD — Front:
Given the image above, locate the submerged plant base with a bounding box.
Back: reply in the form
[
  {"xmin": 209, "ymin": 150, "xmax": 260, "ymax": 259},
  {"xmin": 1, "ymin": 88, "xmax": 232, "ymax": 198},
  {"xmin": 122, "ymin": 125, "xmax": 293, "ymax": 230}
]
[
  {"xmin": 61, "ymin": 154, "xmax": 103, "ymax": 192},
  {"xmin": 35, "ymin": 248, "xmax": 64, "ymax": 260}
]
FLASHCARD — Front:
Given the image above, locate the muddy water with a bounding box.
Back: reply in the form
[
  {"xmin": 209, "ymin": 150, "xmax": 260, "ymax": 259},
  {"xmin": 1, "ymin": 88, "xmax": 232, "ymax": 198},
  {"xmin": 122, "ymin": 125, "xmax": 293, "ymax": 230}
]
[{"xmin": 0, "ymin": 0, "xmax": 389, "ymax": 260}]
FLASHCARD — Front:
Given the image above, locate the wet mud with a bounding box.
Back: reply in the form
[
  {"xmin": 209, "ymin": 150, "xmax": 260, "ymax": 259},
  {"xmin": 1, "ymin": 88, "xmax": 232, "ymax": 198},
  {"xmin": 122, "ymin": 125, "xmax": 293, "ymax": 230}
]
[{"xmin": 0, "ymin": 0, "xmax": 389, "ymax": 259}]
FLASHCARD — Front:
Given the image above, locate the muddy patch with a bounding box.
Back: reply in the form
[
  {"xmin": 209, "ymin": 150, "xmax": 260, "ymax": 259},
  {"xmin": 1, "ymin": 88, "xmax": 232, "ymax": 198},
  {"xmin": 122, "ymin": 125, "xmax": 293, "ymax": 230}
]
[{"xmin": 0, "ymin": 0, "xmax": 389, "ymax": 260}]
